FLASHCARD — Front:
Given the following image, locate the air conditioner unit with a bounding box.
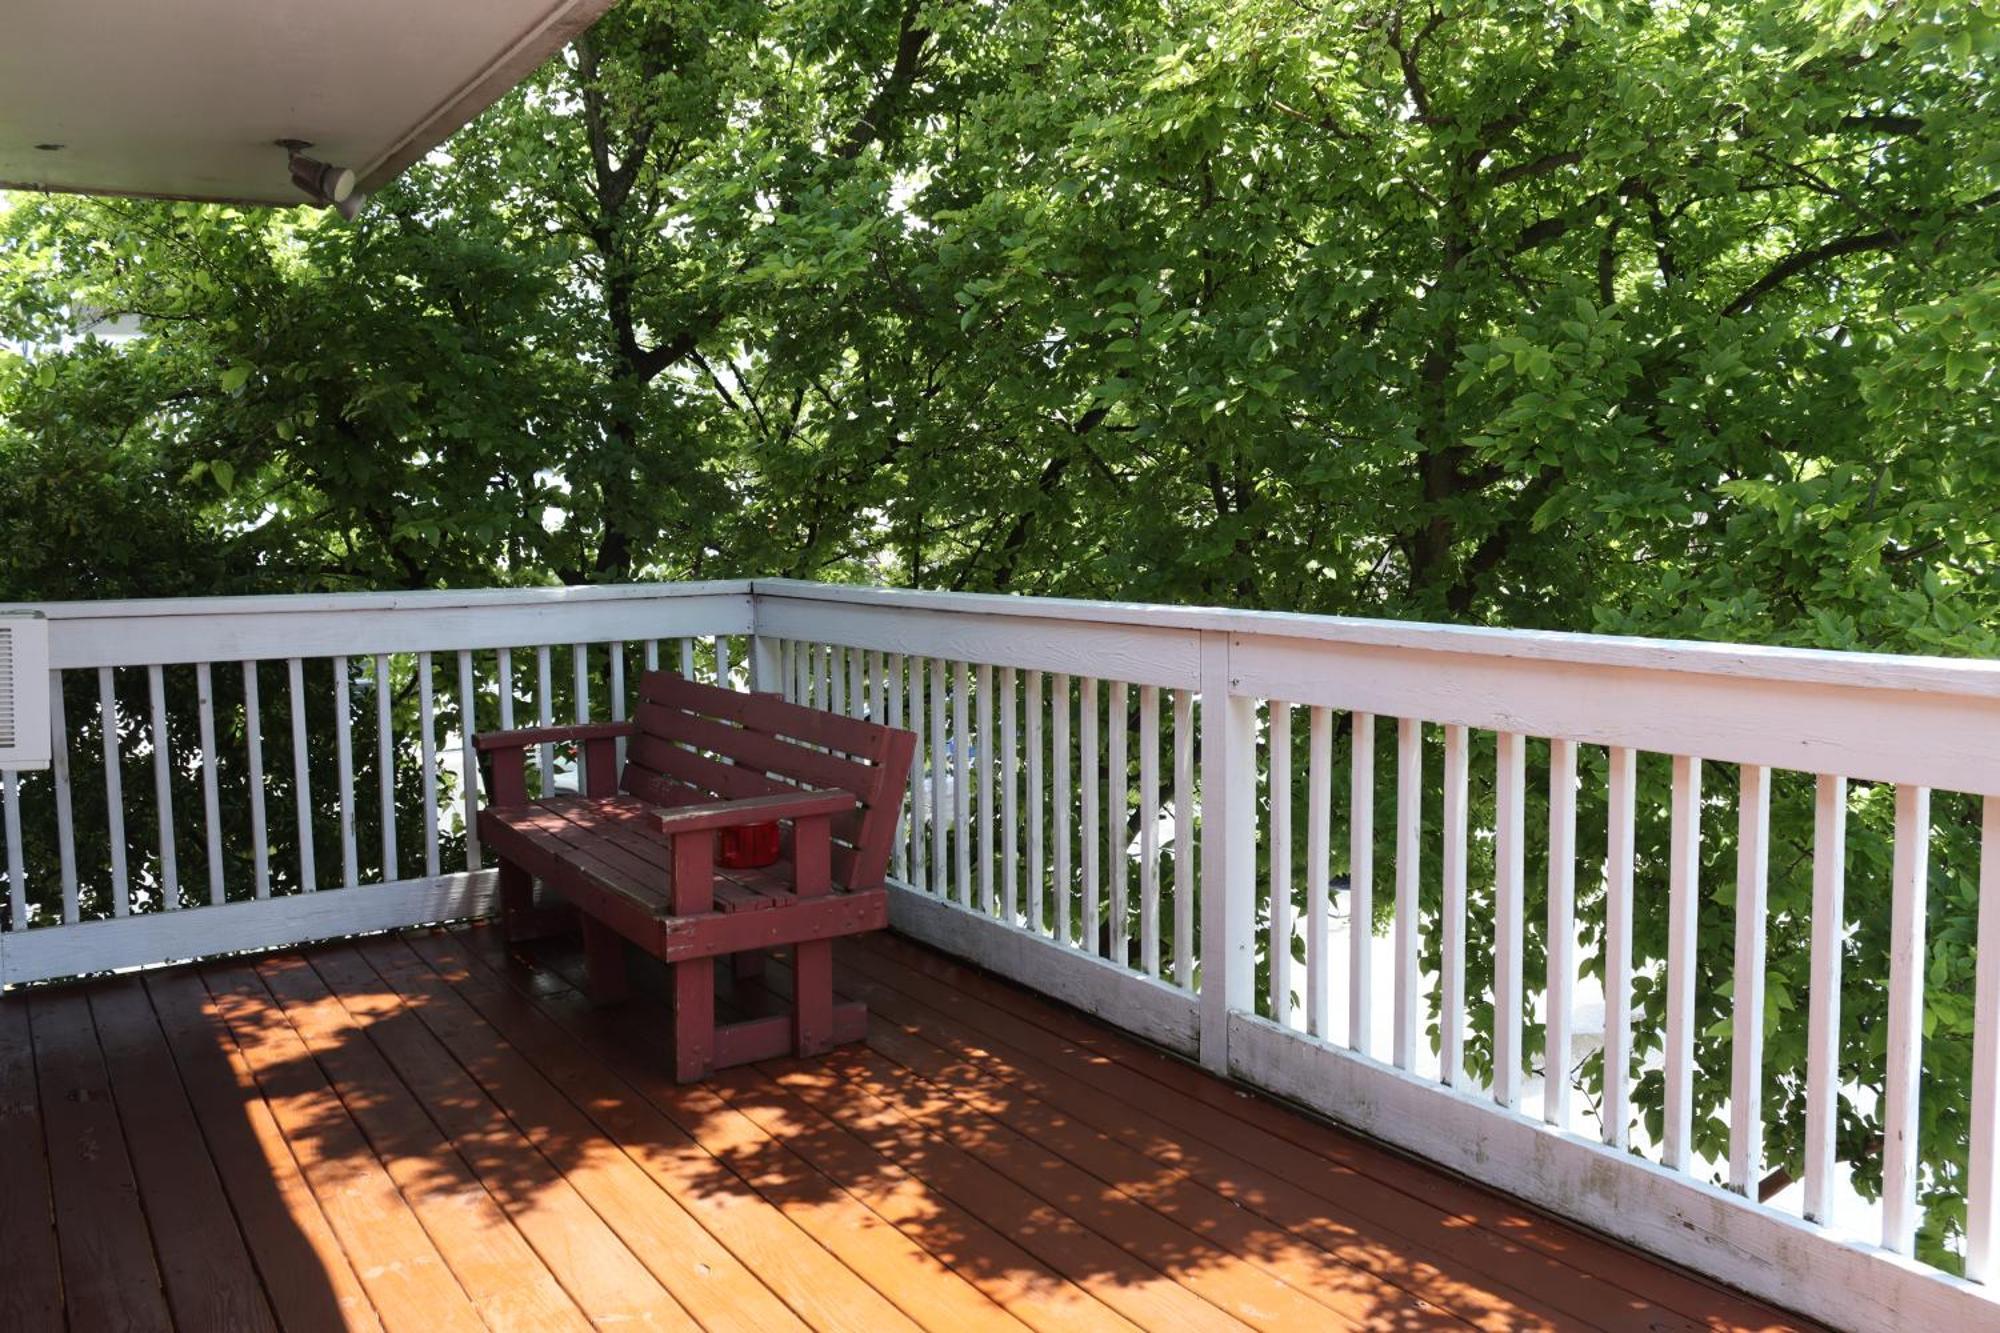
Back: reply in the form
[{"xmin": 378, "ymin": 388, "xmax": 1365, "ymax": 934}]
[{"xmin": 0, "ymin": 612, "xmax": 51, "ymax": 771}]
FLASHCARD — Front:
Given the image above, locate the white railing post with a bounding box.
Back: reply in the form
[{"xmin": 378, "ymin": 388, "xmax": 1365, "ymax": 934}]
[
  {"xmin": 749, "ymin": 634, "xmax": 782, "ymax": 694},
  {"xmin": 1198, "ymin": 630, "xmax": 1255, "ymax": 1074}
]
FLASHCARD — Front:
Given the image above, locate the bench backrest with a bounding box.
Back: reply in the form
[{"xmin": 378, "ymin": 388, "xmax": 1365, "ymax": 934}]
[{"xmin": 622, "ymin": 671, "xmax": 916, "ymax": 891}]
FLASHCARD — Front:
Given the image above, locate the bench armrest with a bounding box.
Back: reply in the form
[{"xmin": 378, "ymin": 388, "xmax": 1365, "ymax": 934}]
[
  {"xmin": 653, "ymin": 789, "xmax": 858, "ymax": 838},
  {"xmin": 473, "ymin": 721, "xmax": 636, "ymax": 753},
  {"xmin": 478, "ymin": 721, "xmax": 636, "ymax": 805}
]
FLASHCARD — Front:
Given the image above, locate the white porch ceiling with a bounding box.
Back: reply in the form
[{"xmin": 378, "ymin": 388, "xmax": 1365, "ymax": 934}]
[{"xmin": 0, "ymin": 0, "xmax": 616, "ymax": 205}]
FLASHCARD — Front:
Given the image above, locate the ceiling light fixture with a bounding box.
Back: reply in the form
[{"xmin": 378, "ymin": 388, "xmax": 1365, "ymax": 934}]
[{"xmin": 277, "ymin": 139, "xmax": 367, "ymax": 221}]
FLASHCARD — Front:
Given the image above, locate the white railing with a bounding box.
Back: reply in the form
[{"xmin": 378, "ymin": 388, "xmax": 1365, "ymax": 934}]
[
  {"xmin": 0, "ymin": 582, "xmax": 752, "ymax": 983},
  {"xmin": 3, "ymin": 577, "xmax": 1997, "ymax": 1331},
  {"xmin": 756, "ymin": 580, "xmax": 2000, "ymax": 1333}
]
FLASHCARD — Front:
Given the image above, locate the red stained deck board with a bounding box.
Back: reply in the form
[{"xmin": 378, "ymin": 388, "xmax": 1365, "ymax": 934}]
[{"xmin": 0, "ymin": 924, "xmax": 1818, "ymax": 1333}]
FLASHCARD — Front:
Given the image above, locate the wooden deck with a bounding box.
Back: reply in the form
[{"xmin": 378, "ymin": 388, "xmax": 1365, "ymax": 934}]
[{"xmin": 0, "ymin": 924, "xmax": 1819, "ymax": 1333}]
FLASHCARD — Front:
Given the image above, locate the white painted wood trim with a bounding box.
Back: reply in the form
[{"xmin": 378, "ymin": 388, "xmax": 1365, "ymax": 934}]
[
  {"xmin": 1082, "ymin": 675, "xmax": 1100, "ymax": 942},
  {"xmin": 1805, "ymin": 774, "xmax": 1847, "ymax": 1223},
  {"xmin": 1267, "ymin": 701, "xmax": 1292, "ymax": 1024},
  {"xmin": 334, "ymin": 657, "xmax": 358, "ymax": 889},
  {"xmin": 977, "ymin": 663, "xmax": 995, "ymax": 916},
  {"xmin": 1440, "ymin": 723, "xmax": 1469, "ymax": 1088},
  {"xmin": 147, "ymin": 664, "xmax": 178, "ymax": 908},
  {"xmin": 1493, "ymin": 730, "xmax": 1525, "ymax": 1110},
  {"xmin": 1198, "ymin": 631, "xmax": 1256, "ymax": 1074},
  {"xmin": 1173, "ymin": 689, "xmax": 1194, "ymax": 990},
  {"xmin": 97, "ymin": 667, "xmax": 129, "ymax": 916},
  {"xmin": 286, "ymin": 657, "xmax": 314, "ymax": 893},
  {"xmin": 1392, "ymin": 717, "xmax": 1421, "ymax": 1071},
  {"xmin": 1307, "ymin": 706, "xmax": 1332, "ymax": 1040},
  {"xmin": 1349, "ymin": 711, "xmax": 1374, "ymax": 1057},
  {"xmin": 3, "ymin": 773, "xmax": 22, "ymax": 932},
  {"xmin": 48, "ymin": 672, "xmax": 79, "ymax": 922},
  {"xmin": 931, "ymin": 657, "xmax": 950, "ymax": 902},
  {"xmin": 1545, "ymin": 738, "xmax": 1577, "ymax": 1131},
  {"xmin": 752, "ymin": 594, "xmax": 1203, "ymax": 691},
  {"xmin": 1730, "ymin": 763, "xmax": 1771, "ymax": 1193},
  {"xmin": 1108, "ymin": 680, "xmax": 1129, "ymax": 963},
  {"xmin": 1226, "ymin": 1012, "xmax": 2000, "ymax": 1333},
  {"xmin": 1969, "ymin": 795, "xmax": 2000, "ymax": 1284},
  {"xmin": 36, "ymin": 585, "xmax": 753, "ymax": 670},
  {"xmin": 374, "ymin": 654, "xmax": 396, "ymax": 881},
  {"xmin": 1227, "ymin": 630, "xmax": 1999, "ymax": 794},
  {"xmin": 197, "ymin": 662, "xmax": 225, "ymax": 906},
  {"xmin": 1665, "ymin": 754, "xmax": 1702, "ymax": 1172},
  {"xmin": 1051, "ymin": 672, "xmax": 1072, "ymax": 945},
  {"xmin": 244, "ymin": 662, "xmax": 269, "ymax": 900},
  {"xmin": 1, "ymin": 871, "xmax": 498, "ymax": 987},
  {"xmin": 886, "ymin": 882, "xmax": 1198, "ymax": 1058},
  {"xmin": 1883, "ymin": 784, "xmax": 1930, "ymax": 1254},
  {"xmin": 749, "ymin": 580, "xmax": 2000, "ymax": 702},
  {"xmin": 1604, "ymin": 745, "xmax": 1637, "ymax": 1149},
  {"xmin": 1138, "ymin": 684, "xmax": 1159, "ymax": 975}
]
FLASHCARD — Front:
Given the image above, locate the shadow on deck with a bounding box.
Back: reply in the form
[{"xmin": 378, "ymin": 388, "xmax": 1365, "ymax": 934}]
[{"xmin": 0, "ymin": 924, "xmax": 1820, "ymax": 1332}]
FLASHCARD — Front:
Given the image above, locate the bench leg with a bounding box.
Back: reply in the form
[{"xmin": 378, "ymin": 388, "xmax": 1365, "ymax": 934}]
[
  {"xmin": 579, "ymin": 915, "xmax": 629, "ymax": 1005},
  {"xmin": 673, "ymin": 957, "xmax": 715, "ymax": 1082},
  {"xmin": 790, "ymin": 812, "xmax": 836, "ymax": 1058},
  {"xmin": 498, "ymin": 859, "xmax": 532, "ymax": 941},
  {"xmin": 792, "ymin": 941, "xmax": 834, "ymax": 1058}
]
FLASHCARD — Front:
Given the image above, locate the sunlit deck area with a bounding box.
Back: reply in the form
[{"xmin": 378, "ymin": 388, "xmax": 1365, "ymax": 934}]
[{"xmin": 1, "ymin": 925, "xmax": 1813, "ymax": 1332}]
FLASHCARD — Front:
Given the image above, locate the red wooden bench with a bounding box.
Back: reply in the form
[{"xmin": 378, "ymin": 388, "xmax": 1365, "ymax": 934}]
[{"xmin": 474, "ymin": 670, "xmax": 916, "ymax": 1081}]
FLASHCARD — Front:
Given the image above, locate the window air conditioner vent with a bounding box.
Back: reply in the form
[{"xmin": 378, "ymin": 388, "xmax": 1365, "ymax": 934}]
[{"xmin": 0, "ymin": 613, "xmax": 50, "ymax": 771}]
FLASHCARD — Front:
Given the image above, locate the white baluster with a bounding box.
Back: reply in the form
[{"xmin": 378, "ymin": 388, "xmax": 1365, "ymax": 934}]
[
  {"xmin": 1494, "ymin": 730, "xmax": 1526, "ymax": 1109},
  {"xmin": 196, "ymin": 663, "xmax": 225, "ymax": 905},
  {"xmin": 953, "ymin": 661, "xmax": 971, "ymax": 905},
  {"xmin": 1729, "ymin": 764, "xmax": 1771, "ymax": 1192},
  {"xmin": 419, "ymin": 651, "xmax": 438, "ymax": 877},
  {"xmin": 286, "ymin": 657, "xmax": 314, "ymax": 892},
  {"xmin": 1604, "ymin": 746, "xmax": 1637, "ymax": 1149},
  {"xmin": 1967, "ymin": 796, "xmax": 2000, "ymax": 1282},
  {"xmin": 3, "ymin": 772, "xmax": 23, "ymax": 931},
  {"xmin": 1664, "ymin": 754, "xmax": 1702, "ymax": 1171},
  {"xmin": 243, "ymin": 663, "xmax": 269, "ymax": 900},
  {"xmin": 1349, "ymin": 712, "xmax": 1375, "ymax": 1056},
  {"xmin": 1139, "ymin": 684, "xmax": 1160, "ymax": 973},
  {"xmin": 977, "ymin": 663, "xmax": 994, "ymax": 915},
  {"xmin": 931, "ymin": 657, "xmax": 949, "ymax": 899},
  {"xmin": 1307, "ymin": 706, "xmax": 1332, "ymax": 1038},
  {"xmin": 375, "ymin": 654, "xmax": 396, "ymax": 881},
  {"xmin": 1173, "ymin": 688, "xmax": 1195, "ymax": 989},
  {"xmin": 1393, "ymin": 718, "xmax": 1422, "ymax": 1069},
  {"xmin": 1081, "ymin": 676, "xmax": 1100, "ymax": 946},
  {"xmin": 1440, "ymin": 724, "xmax": 1469, "ymax": 1087},
  {"xmin": 1051, "ymin": 672, "xmax": 1071, "ymax": 946},
  {"xmin": 98, "ymin": 667, "xmax": 130, "ymax": 915},
  {"xmin": 333, "ymin": 656, "xmax": 357, "ymax": 888},
  {"xmin": 457, "ymin": 649, "xmax": 481, "ymax": 872},
  {"xmin": 1027, "ymin": 670, "xmax": 1045, "ymax": 933},
  {"xmin": 1108, "ymin": 680, "xmax": 1129, "ymax": 966},
  {"xmin": 148, "ymin": 664, "xmax": 179, "ymax": 908},
  {"xmin": 1545, "ymin": 738, "xmax": 1577, "ymax": 1130},
  {"xmin": 49, "ymin": 672, "xmax": 79, "ymax": 922},
  {"xmin": 1882, "ymin": 783, "xmax": 1930, "ymax": 1254},
  {"xmin": 1003, "ymin": 666, "xmax": 1021, "ymax": 923},
  {"xmin": 1268, "ymin": 700, "xmax": 1293, "ymax": 1026}
]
